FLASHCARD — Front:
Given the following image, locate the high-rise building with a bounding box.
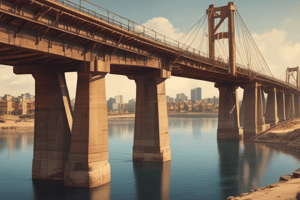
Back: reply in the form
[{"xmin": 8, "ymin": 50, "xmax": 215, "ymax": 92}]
[
  {"xmin": 176, "ymin": 93, "xmax": 188, "ymax": 102},
  {"xmin": 191, "ymin": 89, "xmax": 197, "ymax": 103},
  {"xmin": 196, "ymin": 87, "xmax": 202, "ymax": 101},
  {"xmin": 191, "ymin": 87, "xmax": 202, "ymax": 102},
  {"xmin": 128, "ymin": 99, "xmax": 136, "ymax": 112},
  {"xmin": 107, "ymin": 98, "xmax": 116, "ymax": 111},
  {"xmin": 166, "ymin": 96, "xmax": 174, "ymax": 103},
  {"xmin": 115, "ymin": 95, "xmax": 123, "ymax": 104}
]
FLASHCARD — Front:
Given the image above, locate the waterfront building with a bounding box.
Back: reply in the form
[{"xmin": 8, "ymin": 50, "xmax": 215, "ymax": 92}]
[
  {"xmin": 176, "ymin": 93, "xmax": 188, "ymax": 102},
  {"xmin": 191, "ymin": 87, "xmax": 202, "ymax": 102}
]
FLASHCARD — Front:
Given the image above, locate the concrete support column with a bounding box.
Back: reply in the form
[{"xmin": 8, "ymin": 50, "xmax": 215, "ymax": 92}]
[
  {"xmin": 215, "ymin": 84, "xmax": 243, "ymax": 140},
  {"xmin": 131, "ymin": 69, "xmax": 171, "ymax": 162},
  {"xmin": 277, "ymin": 91, "xmax": 286, "ymax": 122},
  {"xmin": 243, "ymin": 83, "xmax": 269, "ymax": 139},
  {"xmin": 64, "ymin": 72, "xmax": 110, "ymax": 188},
  {"xmin": 242, "ymin": 83, "xmax": 257, "ymax": 139},
  {"xmin": 32, "ymin": 73, "xmax": 72, "ymax": 181},
  {"xmin": 294, "ymin": 94, "xmax": 300, "ymax": 117},
  {"xmin": 285, "ymin": 92, "xmax": 295, "ymax": 120},
  {"xmin": 264, "ymin": 87, "xmax": 279, "ymax": 126},
  {"xmin": 257, "ymin": 86, "xmax": 270, "ymax": 133}
]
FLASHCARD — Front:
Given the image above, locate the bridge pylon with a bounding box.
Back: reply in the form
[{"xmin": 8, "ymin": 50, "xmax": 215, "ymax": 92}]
[
  {"xmin": 286, "ymin": 66, "xmax": 299, "ymax": 89},
  {"xmin": 206, "ymin": 2, "xmax": 236, "ymax": 76}
]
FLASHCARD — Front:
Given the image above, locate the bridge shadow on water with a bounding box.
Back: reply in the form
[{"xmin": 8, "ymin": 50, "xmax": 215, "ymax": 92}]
[
  {"xmin": 32, "ymin": 181, "xmax": 111, "ymax": 200},
  {"xmin": 32, "ymin": 161, "xmax": 171, "ymax": 200},
  {"xmin": 133, "ymin": 161, "xmax": 171, "ymax": 200}
]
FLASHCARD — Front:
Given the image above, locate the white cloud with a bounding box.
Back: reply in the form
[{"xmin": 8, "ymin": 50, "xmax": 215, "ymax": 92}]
[
  {"xmin": 0, "ymin": 65, "xmax": 34, "ymax": 96},
  {"xmin": 252, "ymin": 28, "xmax": 300, "ymax": 79},
  {"xmin": 142, "ymin": 17, "xmax": 184, "ymax": 40}
]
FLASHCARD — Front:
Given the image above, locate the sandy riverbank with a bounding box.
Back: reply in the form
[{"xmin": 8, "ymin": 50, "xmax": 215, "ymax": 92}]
[
  {"xmin": 0, "ymin": 115, "xmax": 34, "ymax": 132},
  {"xmin": 250, "ymin": 118, "xmax": 300, "ymax": 151}
]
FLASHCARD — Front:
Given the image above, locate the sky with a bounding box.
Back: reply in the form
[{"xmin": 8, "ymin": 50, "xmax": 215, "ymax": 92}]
[{"xmin": 1, "ymin": 0, "xmax": 300, "ymax": 102}]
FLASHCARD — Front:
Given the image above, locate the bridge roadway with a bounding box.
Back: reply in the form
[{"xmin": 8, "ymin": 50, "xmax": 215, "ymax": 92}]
[{"xmin": 0, "ymin": 0, "xmax": 299, "ymax": 188}]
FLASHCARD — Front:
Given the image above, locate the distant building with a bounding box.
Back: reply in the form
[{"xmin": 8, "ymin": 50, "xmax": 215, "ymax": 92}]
[
  {"xmin": 0, "ymin": 94, "xmax": 33, "ymax": 115},
  {"xmin": 128, "ymin": 99, "xmax": 136, "ymax": 112},
  {"xmin": 115, "ymin": 95, "xmax": 123, "ymax": 104},
  {"xmin": 176, "ymin": 93, "xmax": 188, "ymax": 102},
  {"xmin": 166, "ymin": 96, "xmax": 174, "ymax": 103},
  {"xmin": 107, "ymin": 98, "xmax": 116, "ymax": 111},
  {"xmin": 112, "ymin": 103, "xmax": 119, "ymax": 111},
  {"xmin": 25, "ymin": 93, "xmax": 35, "ymax": 100},
  {"xmin": 2, "ymin": 94, "xmax": 12, "ymax": 101},
  {"xmin": 191, "ymin": 87, "xmax": 202, "ymax": 102}
]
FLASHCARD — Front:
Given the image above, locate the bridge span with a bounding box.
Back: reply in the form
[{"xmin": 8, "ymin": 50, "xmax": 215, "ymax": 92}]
[{"xmin": 0, "ymin": 0, "xmax": 299, "ymax": 188}]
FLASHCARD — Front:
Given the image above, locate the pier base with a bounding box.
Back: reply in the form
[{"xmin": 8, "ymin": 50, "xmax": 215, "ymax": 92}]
[
  {"xmin": 132, "ymin": 70, "xmax": 171, "ymax": 162},
  {"xmin": 265, "ymin": 87, "xmax": 279, "ymax": 126},
  {"xmin": 215, "ymin": 84, "xmax": 243, "ymax": 140},
  {"xmin": 64, "ymin": 72, "xmax": 111, "ymax": 188},
  {"xmin": 32, "ymin": 73, "xmax": 71, "ymax": 181}
]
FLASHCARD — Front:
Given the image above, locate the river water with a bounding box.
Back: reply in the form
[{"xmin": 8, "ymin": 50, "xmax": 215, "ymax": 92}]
[{"xmin": 0, "ymin": 116, "xmax": 300, "ymax": 200}]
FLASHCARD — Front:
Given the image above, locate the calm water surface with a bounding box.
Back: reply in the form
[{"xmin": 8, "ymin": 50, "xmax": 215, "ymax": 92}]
[{"xmin": 0, "ymin": 116, "xmax": 300, "ymax": 200}]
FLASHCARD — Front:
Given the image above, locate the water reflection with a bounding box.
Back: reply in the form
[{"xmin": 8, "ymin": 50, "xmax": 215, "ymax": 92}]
[
  {"xmin": 133, "ymin": 161, "xmax": 171, "ymax": 200},
  {"xmin": 108, "ymin": 121, "xmax": 134, "ymax": 138},
  {"xmin": 217, "ymin": 140, "xmax": 278, "ymax": 199},
  {"xmin": 0, "ymin": 131, "xmax": 34, "ymax": 156},
  {"xmin": 32, "ymin": 181, "xmax": 110, "ymax": 200}
]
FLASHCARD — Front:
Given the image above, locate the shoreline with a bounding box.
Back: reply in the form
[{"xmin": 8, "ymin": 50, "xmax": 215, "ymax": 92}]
[
  {"xmin": 228, "ymin": 117, "xmax": 300, "ymax": 200},
  {"xmin": 0, "ymin": 112, "xmax": 219, "ymax": 130}
]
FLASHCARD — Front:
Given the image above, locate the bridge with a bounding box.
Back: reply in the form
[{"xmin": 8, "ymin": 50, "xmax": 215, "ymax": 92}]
[{"xmin": 0, "ymin": 0, "xmax": 298, "ymax": 188}]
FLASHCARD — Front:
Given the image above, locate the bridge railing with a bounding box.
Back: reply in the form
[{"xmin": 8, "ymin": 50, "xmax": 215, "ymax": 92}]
[
  {"xmin": 53, "ymin": 0, "xmax": 297, "ymax": 89},
  {"xmin": 54, "ymin": 0, "xmax": 216, "ymax": 62}
]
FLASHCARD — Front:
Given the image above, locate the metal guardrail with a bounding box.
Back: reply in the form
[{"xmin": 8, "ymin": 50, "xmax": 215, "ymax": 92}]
[
  {"xmin": 53, "ymin": 0, "xmax": 222, "ymax": 64},
  {"xmin": 52, "ymin": 0, "xmax": 298, "ymax": 89}
]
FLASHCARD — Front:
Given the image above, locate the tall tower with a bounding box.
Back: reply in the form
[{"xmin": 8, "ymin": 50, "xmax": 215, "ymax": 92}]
[{"xmin": 206, "ymin": 2, "xmax": 236, "ymax": 75}]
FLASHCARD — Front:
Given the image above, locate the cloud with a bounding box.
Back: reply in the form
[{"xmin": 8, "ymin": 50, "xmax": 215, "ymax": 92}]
[
  {"xmin": 142, "ymin": 17, "xmax": 184, "ymax": 40},
  {"xmin": 0, "ymin": 65, "xmax": 34, "ymax": 97},
  {"xmin": 252, "ymin": 28, "xmax": 300, "ymax": 79}
]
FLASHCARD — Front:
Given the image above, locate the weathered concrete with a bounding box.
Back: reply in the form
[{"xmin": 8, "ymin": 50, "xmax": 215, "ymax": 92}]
[
  {"xmin": 257, "ymin": 86, "xmax": 270, "ymax": 133},
  {"xmin": 243, "ymin": 83, "xmax": 257, "ymax": 139},
  {"xmin": 32, "ymin": 73, "xmax": 71, "ymax": 181},
  {"xmin": 131, "ymin": 69, "xmax": 171, "ymax": 162},
  {"xmin": 215, "ymin": 84, "xmax": 243, "ymax": 140},
  {"xmin": 264, "ymin": 87, "xmax": 279, "ymax": 126},
  {"xmin": 239, "ymin": 98, "xmax": 245, "ymax": 128},
  {"xmin": 294, "ymin": 93, "xmax": 300, "ymax": 117},
  {"xmin": 285, "ymin": 92, "xmax": 295, "ymax": 119},
  {"xmin": 277, "ymin": 91, "xmax": 286, "ymax": 122},
  {"xmin": 64, "ymin": 72, "xmax": 111, "ymax": 188},
  {"xmin": 242, "ymin": 83, "xmax": 270, "ymax": 139}
]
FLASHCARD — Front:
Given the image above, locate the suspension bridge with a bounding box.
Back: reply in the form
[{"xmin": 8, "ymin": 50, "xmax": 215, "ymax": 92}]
[{"xmin": 0, "ymin": 0, "xmax": 298, "ymax": 188}]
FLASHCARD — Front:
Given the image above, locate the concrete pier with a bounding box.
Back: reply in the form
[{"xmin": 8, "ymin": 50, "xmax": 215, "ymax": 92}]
[
  {"xmin": 256, "ymin": 86, "xmax": 270, "ymax": 133},
  {"xmin": 215, "ymin": 84, "xmax": 243, "ymax": 140},
  {"xmin": 64, "ymin": 72, "xmax": 111, "ymax": 188},
  {"xmin": 265, "ymin": 87, "xmax": 279, "ymax": 126},
  {"xmin": 131, "ymin": 69, "xmax": 171, "ymax": 162},
  {"xmin": 243, "ymin": 83, "xmax": 269, "ymax": 139},
  {"xmin": 285, "ymin": 92, "xmax": 295, "ymax": 120},
  {"xmin": 294, "ymin": 94, "xmax": 300, "ymax": 117},
  {"xmin": 277, "ymin": 91, "xmax": 286, "ymax": 122},
  {"xmin": 32, "ymin": 73, "xmax": 72, "ymax": 181}
]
